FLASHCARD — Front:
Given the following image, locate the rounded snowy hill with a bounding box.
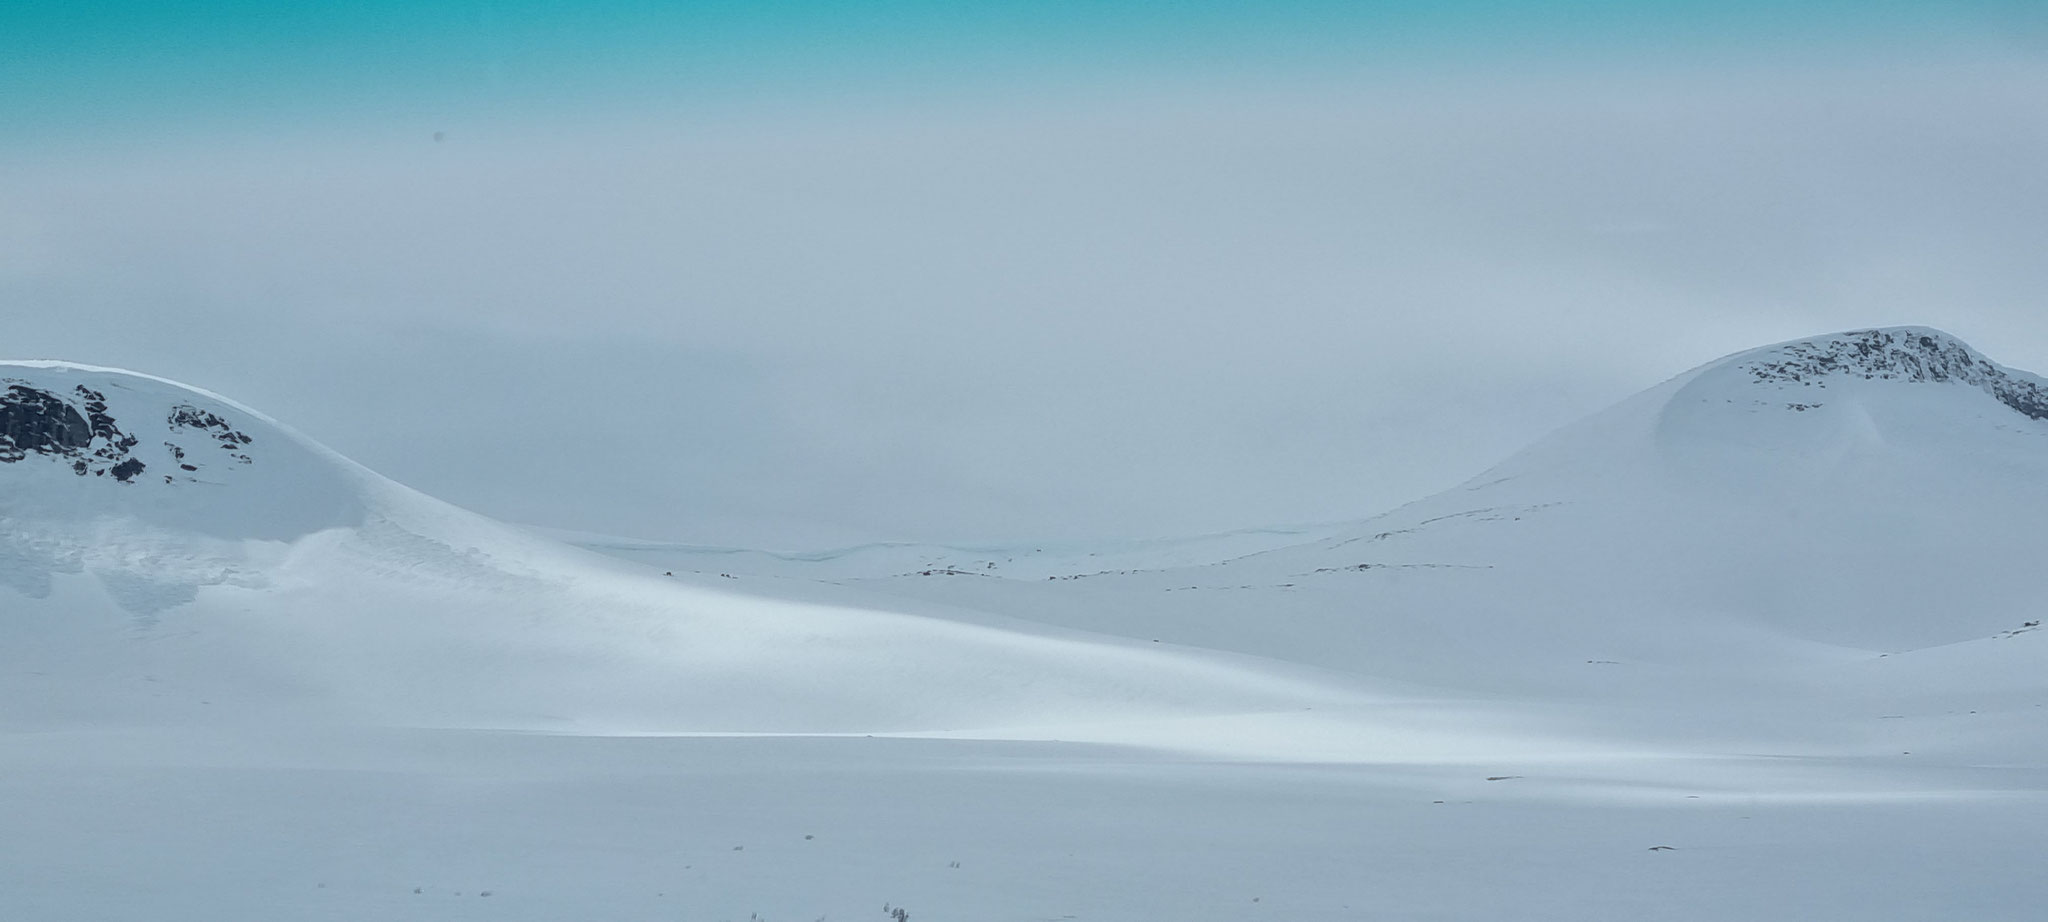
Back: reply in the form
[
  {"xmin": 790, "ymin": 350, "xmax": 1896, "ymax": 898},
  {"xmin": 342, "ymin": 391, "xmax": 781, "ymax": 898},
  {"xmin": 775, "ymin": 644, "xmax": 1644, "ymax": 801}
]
[
  {"xmin": 1374, "ymin": 325, "xmax": 2048, "ymax": 652},
  {"xmin": 743, "ymin": 328, "xmax": 2048, "ymax": 723},
  {"xmin": 1, "ymin": 362, "xmax": 363, "ymax": 540},
  {"xmin": 15, "ymin": 330, "xmax": 2048, "ymax": 764},
  {"xmin": 0, "ymin": 361, "xmax": 1361, "ymax": 739}
]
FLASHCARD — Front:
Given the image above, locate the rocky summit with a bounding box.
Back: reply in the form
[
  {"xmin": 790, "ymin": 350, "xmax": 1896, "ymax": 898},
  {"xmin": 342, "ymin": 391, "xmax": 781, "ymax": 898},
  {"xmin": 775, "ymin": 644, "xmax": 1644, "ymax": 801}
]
[
  {"xmin": 0, "ymin": 378, "xmax": 256, "ymax": 485},
  {"xmin": 1739, "ymin": 327, "xmax": 2048, "ymax": 420}
]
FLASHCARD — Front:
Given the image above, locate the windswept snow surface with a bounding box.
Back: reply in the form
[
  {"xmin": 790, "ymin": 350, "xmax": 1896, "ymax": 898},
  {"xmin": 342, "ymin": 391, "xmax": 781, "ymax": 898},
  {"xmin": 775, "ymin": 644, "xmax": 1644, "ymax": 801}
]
[{"xmin": 9, "ymin": 329, "xmax": 2048, "ymax": 919}]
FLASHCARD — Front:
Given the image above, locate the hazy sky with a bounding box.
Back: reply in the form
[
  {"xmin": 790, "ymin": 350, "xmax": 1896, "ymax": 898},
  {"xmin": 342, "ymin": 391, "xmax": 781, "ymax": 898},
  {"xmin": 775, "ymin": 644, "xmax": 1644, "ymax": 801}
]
[{"xmin": 6, "ymin": 2, "xmax": 2047, "ymax": 547}]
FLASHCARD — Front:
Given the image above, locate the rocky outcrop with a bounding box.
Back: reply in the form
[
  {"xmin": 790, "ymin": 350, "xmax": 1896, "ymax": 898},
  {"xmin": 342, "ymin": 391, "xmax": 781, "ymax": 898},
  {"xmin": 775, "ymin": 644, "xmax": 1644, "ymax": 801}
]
[
  {"xmin": 170, "ymin": 404, "xmax": 255, "ymax": 465},
  {"xmin": 0, "ymin": 381, "xmax": 257, "ymax": 483},
  {"xmin": 1741, "ymin": 328, "xmax": 2048, "ymax": 420},
  {"xmin": 0, "ymin": 385, "xmax": 92, "ymax": 463}
]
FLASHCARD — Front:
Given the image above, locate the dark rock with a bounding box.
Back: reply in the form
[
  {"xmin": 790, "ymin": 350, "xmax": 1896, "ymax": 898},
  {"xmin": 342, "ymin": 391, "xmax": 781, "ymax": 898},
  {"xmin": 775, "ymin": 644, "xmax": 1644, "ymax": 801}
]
[
  {"xmin": 1, "ymin": 382, "xmax": 254, "ymax": 483},
  {"xmin": 1743, "ymin": 329, "xmax": 2048, "ymax": 421},
  {"xmin": 169, "ymin": 404, "xmax": 257, "ymax": 459},
  {"xmin": 0, "ymin": 385, "xmax": 93, "ymax": 463}
]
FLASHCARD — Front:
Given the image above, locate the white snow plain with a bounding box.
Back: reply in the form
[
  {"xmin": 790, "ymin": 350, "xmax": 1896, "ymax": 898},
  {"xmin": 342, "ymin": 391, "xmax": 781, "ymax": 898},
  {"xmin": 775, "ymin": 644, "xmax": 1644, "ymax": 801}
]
[{"xmin": 5, "ymin": 326, "xmax": 2048, "ymax": 920}]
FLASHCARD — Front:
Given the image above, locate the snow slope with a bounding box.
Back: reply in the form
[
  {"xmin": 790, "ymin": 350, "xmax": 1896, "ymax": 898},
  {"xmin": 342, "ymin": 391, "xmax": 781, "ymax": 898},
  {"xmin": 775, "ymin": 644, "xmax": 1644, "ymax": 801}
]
[
  {"xmin": 11, "ymin": 328, "xmax": 2048, "ymax": 921},
  {"xmin": 539, "ymin": 522, "xmax": 1359, "ymax": 582},
  {"xmin": 0, "ymin": 362, "xmax": 1374, "ymax": 741},
  {"xmin": 601, "ymin": 326, "xmax": 2048, "ymax": 664},
  {"xmin": 598, "ymin": 327, "xmax": 2048, "ymax": 756}
]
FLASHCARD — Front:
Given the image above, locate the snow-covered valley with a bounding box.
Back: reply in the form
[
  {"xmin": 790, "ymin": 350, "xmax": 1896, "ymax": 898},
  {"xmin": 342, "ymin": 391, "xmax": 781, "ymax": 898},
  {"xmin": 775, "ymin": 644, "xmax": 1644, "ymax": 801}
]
[{"xmin": 6, "ymin": 327, "xmax": 2048, "ymax": 919}]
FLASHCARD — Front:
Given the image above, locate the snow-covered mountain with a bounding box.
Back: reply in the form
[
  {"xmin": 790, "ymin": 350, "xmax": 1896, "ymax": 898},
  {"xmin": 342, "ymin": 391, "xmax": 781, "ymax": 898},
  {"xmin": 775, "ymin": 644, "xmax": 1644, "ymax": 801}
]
[
  {"xmin": 1, "ymin": 362, "xmax": 362, "ymax": 543},
  {"xmin": 11, "ymin": 328, "xmax": 2048, "ymax": 921},
  {"xmin": 589, "ymin": 326, "xmax": 2048, "ymax": 750},
  {"xmin": 0, "ymin": 362, "xmax": 1359, "ymax": 739},
  {"xmin": 11, "ymin": 326, "xmax": 2046, "ymax": 745}
]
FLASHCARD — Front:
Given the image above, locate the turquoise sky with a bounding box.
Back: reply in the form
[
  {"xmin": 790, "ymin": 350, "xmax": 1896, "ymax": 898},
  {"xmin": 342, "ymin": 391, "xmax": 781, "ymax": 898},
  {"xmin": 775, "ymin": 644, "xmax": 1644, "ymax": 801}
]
[{"xmin": 7, "ymin": 1, "xmax": 2042, "ymax": 137}]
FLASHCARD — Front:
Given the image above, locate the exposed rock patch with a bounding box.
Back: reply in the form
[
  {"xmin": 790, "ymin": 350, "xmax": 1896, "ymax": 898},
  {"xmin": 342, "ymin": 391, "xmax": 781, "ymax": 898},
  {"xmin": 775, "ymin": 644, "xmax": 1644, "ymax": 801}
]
[
  {"xmin": 0, "ymin": 385, "xmax": 92, "ymax": 462},
  {"xmin": 0, "ymin": 381, "xmax": 259, "ymax": 483},
  {"xmin": 1743, "ymin": 328, "xmax": 2048, "ymax": 420},
  {"xmin": 169, "ymin": 404, "xmax": 254, "ymax": 464}
]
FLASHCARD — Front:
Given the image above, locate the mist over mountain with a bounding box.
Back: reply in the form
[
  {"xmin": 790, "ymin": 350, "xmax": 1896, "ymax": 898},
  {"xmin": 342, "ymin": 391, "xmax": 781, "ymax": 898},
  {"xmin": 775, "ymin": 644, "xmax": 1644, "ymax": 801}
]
[
  {"xmin": 7, "ymin": 327, "xmax": 2048, "ymax": 920},
  {"xmin": 8, "ymin": 327, "xmax": 2047, "ymax": 726}
]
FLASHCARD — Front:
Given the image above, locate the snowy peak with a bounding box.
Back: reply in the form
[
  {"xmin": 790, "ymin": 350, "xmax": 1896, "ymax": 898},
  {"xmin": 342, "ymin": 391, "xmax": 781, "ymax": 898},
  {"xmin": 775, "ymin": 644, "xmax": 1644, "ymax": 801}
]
[
  {"xmin": 1731, "ymin": 327, "xmax": 2048, "ymax": 420},
  {"xmin": 1, "ymin": 378, "xmax": 258, "ymax": 484},
  {"xmin": 0, "ymin": 362, "xmax": 364, "ymax": 542},
  {"xmin": 1632, "ymin": 324, "xmax": 2048, "ymax": 488}
]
